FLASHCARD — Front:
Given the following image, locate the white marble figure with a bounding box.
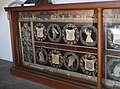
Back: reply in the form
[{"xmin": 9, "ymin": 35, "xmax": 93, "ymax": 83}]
[
  {"xmin": 36, "ymin": 26, "xmax": 44, "ymax": 38},
  {"xmin": 112, "ymin": 63, "xmax": 120, "ymax": 77},
  {"xmin": 67, "ymin": 55, "xmax": 76, "ymax": 68},
  {"xmin": 51, "ymin": 25, "xmax": 59, "ymax": 40},
  {"xmin": 38, "ymin": 50, "xmax": 45, "ymax": 62},
  {"xmin": 51, "ymin": 53, "xmax": 60, "ymax": 64},
  {"xmin": 84, "ymin": 28, "xmax": 93, "ymax": 43},
  {"xmin": 65, "ymin": 29, "xmax": 75, "ymax": 41},
  {"xmin": 84, "ymin": 58, "xmax": 95, "ymax": 71}
]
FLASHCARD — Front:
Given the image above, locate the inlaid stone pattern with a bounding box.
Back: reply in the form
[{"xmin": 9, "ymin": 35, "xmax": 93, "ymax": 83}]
[
  {"xmin": 19, "ymin": 10, "xmax": 95, "ymax": 23},
  {"xmin": 20, "ymin": 22, "xmax": 34, "ymax": 63},
  {"xmin": 18, "ymin": 10, "xmax": 97, "ymax": 48},
  {"xmin": 35, "ymin": 46, "xmax": 98, "ymax": 77}
]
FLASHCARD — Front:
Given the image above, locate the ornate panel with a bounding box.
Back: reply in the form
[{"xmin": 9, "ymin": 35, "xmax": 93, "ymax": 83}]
[
  {"xmin": 19, "ymin": 22, "xmax": 35, "ymax": 63},
  {"xmin": 104, "ymin": 9, "xmax": 120, "ymax": 51},
  {"xmin": 18, "ymin": 10, "xmax": 98, "ymax": 83},
  {"xmin": 22, "ymin": 46, "xmax": 97, "ymax": 82},
  {"xmin": 105, "ymin": 56, "xmax": 120, "ymax": 87},
  {"xmin": 19, "ymin": 10, "xmax": 97, "ymax": 48},
  {"xmin": 104, "ymin": 9, "xmax": 120, "ymax": 88}
]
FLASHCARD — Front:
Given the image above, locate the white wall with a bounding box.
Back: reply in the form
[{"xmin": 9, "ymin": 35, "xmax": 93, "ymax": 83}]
[
  {"xmin": 0, "ymin": 0, "xmax": 14, "ymax": 61},
  {"xmin": 0, "ymin": 0, "xmax": 114, "ymax": 62}
]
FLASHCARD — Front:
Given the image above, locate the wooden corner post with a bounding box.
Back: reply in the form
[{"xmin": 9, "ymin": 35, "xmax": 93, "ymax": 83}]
[{"xmin": 97, "ymin": 8, "xmax": 103, "ymax": 89}]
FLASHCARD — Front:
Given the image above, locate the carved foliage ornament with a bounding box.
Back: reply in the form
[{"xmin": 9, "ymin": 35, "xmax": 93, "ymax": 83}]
[{"xmin": 21, "ymin": 22, "xmax": 34, "ymax": 62}]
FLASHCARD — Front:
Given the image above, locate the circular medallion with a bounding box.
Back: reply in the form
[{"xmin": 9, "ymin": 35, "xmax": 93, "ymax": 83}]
[
  {"xmin": 34, "ymin": 23, "xmax": 47, "ymax": 41},
  {"xmin": 63, "ymin": 52, "xmax": 79, "ymax": 71},
  {"xmin": 36, "ymin": 48, "xmax": 48, "ymax": 64},
  {"xmin": 47, "ymin": 24, "xmax": 61, "ymax": 42},
  {"xmin": 62, "ymin": 23, "xmax": 79, "ymax": 45},
  {"xmin": 80, "ymin": 54, "xmax": 97, "ymax": 76},
  {"xmin": 107, "ymin": 25, "xmax": 120, "ymax": 49},
  {"xmin": 80, "ymin": 25, "xmax": 97, "ymax": 46},
  {"xmin": 48, "ymin": 49, "xmax": 63, "ymax": 68},
  {"xmin": 108, "ymin": 58, "xmax": 120, "ymax": 81}
]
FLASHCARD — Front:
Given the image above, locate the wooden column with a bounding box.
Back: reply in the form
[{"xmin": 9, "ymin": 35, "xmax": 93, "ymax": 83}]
[
  {"xmin": 8, "ymin": 11, "xmax": 16, "ymax": 67},
  {"xmin": 97, "ymin": 8, "xmax": 103, "ymax": 89}
]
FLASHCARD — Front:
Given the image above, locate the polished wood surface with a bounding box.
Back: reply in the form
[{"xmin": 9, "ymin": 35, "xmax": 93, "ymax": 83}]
[
  {"xmin": 97, "ymin": 8, "xmax": 103, "ymax": 89},
  {"xmin": 5, "ymin": 1, "xmax": 120, "ymax": 12},
  {"xmin": 11, "ymin": 67, "xmax": 97, "ymax": 89},
  {"xmin": 35, "ymin": 42, "xmax": 97, "ymax": 54}
]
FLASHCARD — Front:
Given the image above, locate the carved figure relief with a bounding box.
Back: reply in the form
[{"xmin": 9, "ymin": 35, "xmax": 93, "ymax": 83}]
[
  {"xmin": 38, "ymin": 50, "xmax": 45, "ymax": 62},
  {"xmin": 63, "ymin": 52, "xmax": 79, "ymax": 71},
  {"xmin": 80, "ymin": 25, "xmax": 97, "ymax": 46},
  {"xmin": 47, "ymin": 24, "xmax": 61, "ymax": 42},
  {"xmin": 107, "ymin": 57, "xmax": 120, "ymax": 81},
  {"xmin": 112, "ymin": 63, "xmax": 120, "ymax": 77},
  {"xmin": 36, "ymin": 48, "xmax": 48, "ymax": 64},
  {"xmin": 67, "ymin": 55, "xmax": 76, "ymax": 68},
  {"xmin": 84, "ymin": 28, "xmax": 93, "ymax": 43},
  {"xmin": 51, "ymin": 25, "xmax": 59, "ymax": 40}
]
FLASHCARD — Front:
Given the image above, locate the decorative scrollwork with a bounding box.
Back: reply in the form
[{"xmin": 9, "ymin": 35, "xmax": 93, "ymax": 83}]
[{"xmin": 20, "ymin": 22, "xmax": 34, "ymax": 62}]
